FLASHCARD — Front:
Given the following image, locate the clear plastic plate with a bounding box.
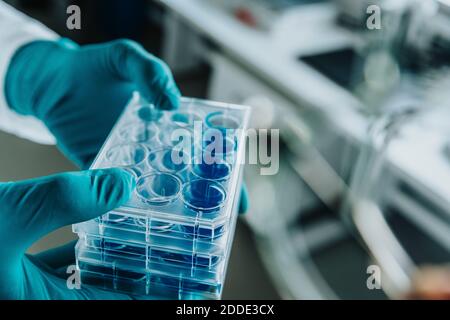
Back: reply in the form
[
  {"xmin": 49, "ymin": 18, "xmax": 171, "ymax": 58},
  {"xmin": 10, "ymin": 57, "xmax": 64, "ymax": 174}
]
[{"xmin": 73, "ymin": 94, "xmax": 251, "ymax": 299}]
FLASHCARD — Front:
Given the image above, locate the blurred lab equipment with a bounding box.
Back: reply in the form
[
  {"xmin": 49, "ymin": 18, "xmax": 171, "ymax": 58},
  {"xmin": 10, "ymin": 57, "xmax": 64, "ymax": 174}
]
[
  {"xmin": 209, "ymin": 0, "xmax": 327, "ymax": 29},
  {"xmin": 160, "ymin": 0, "xmax": 450, "ymax": 299},
  {"xmin": 335, "ymin": 0, "xmax": 409, "ymax": 27},
  {"xmin": 331, "ymin": 0, "xmax": 450, "ymax": 298}
]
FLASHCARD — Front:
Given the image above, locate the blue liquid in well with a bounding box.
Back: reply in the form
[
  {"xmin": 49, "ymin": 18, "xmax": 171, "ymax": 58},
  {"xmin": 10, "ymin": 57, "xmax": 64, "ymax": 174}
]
[
  {"xmin": 182, "ymin": 180, "xmax": 226, "ymax": 213},
  {"xmin": 205, "ymin": 111, "xmax": 240, "ymax": 150},
  {"xmin": 162, "ymin": 149, "xmax": 187, "ymax": 172},
  {"xmin": 202, "ymin": 130, "xmax": 236, "ymax": 156},
  {"xmin": 193, "ymin": 162, "xmax": 230, "ymax": 180},
  {"xmin": 104, "ymin": 241, "xmax": 146, "ymax": 257},
  {"xmin": 206, "ymin": 112, "xmax": 240, "ymax": 131},
  {"xmin": 137, "ymin": 173, "xmax": 181, "ymax": 205},
  {"xmin": 152, "ymin": 175, "xmax": 179, "ymax": 197},
  {"xmin": 153, "ymin": 250, "xmax": 192, "ymax": 265}
]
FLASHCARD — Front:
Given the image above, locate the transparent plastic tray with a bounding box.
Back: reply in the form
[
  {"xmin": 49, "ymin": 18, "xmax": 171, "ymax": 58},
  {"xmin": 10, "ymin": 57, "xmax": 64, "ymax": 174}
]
[
  {"xmin": 74, "ymin": 218, "xmax": 227, "ymax": 255},
  {"xmin": 74, "ymin": 93, "xmax": 250, "ymax": 237},
  {"xmin": 77, "ymin": 262, "xmax": 219, "ymax": 300},
  {"xmin": 76, "ymin": 233, "xmax": 225, "ymax": 275},
  {"xmin": 73, "ymin": 94, "xmax": 250, "ymax": 299}
]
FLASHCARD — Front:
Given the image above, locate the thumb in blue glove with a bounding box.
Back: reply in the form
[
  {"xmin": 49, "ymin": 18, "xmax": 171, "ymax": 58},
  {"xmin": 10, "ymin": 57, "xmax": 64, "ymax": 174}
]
[{"xmin": 0, "ymin": 168, "xmax": 137, "ymax": 299}]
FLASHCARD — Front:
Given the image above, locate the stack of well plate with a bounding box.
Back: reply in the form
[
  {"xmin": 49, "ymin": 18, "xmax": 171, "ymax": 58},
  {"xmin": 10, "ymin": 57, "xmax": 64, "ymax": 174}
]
[{"xmin": 73, "ymin": 94, "xmax": 251, "ymax": 299}]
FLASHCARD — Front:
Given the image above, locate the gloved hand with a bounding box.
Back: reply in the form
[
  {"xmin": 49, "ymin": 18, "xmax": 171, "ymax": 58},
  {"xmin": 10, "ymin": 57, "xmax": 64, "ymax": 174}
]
[
  {"xmin": 5, "ymin": 38, "xmax": 249, "ymax": 214},
  {"xmin": 6, "ymin": 38, "xmax": 180, "ymax": 169},
  {"xmin": 0, "ymin": 168, "xmax": 138, "ymax": 299}
]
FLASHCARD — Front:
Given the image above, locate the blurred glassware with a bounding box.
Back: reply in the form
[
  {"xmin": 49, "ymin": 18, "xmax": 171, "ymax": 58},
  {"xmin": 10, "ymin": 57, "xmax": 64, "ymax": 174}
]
[{"xmin": 340, "ymin": 0, "xmax": 450, "ymax": 299}]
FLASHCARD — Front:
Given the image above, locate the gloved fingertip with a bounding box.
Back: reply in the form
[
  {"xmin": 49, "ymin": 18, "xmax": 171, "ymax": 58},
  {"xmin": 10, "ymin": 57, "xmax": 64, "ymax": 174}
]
[
  {"xmin": 110, "ymin": 167, "xmax": 137, "ymax": 192},
  {"xmin": 170, "ymin": 84, "xmax": 182, "ymax": 99},
  {"xmin": 93, "ymin": 168, "xmax": 136, "ymax": 208},
  {"xmin": 238, "ymin": 184, "xmax": 249, "ymax": 215},
  {"xmin": 170, "ymin": 88, "xmax": 182, "ymax": 107},
  {"xmin": 57, "ymin": 37, "xmax": 80, "ymax": 49},
  {"xmin": 117, "ymin": 168, "xmax": 137, "ymax": 190},
  {"xmin": 159, "ymin": 91, "xmax": 180, "ymax": 110}
]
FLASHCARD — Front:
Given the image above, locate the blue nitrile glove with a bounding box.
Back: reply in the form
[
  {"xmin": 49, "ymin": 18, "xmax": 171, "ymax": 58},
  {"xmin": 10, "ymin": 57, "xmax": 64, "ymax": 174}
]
[
  {"xmin": 0, "ymin": 168, "xmax": 138, "ymax": 299},
  {"xmin": 5, "ymin": 38, "xmax": 249, "ymax": 214},
  {"xmin": 5, "ymin": 38, "xmax": 180, "ymax": 169}
]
